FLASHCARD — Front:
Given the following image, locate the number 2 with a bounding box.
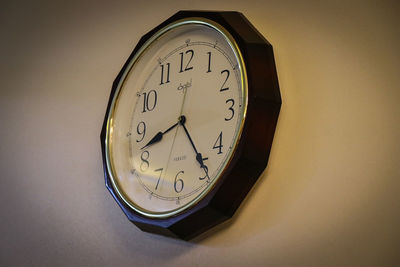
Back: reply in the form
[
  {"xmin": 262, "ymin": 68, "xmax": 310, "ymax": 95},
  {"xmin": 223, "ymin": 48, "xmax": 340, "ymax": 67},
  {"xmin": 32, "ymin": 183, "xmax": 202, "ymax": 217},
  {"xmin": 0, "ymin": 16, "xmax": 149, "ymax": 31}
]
[{"xmin": 220, "ymin": 70, "xmax": 230, "ymax": 91}]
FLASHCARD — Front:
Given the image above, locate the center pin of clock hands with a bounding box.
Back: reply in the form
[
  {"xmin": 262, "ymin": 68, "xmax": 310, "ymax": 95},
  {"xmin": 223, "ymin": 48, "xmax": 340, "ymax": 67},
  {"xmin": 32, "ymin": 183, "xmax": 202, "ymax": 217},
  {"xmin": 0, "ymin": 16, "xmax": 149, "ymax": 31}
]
[{"xmin": 179, "ymin": 115, "xmax": 210, "ymax": 180}]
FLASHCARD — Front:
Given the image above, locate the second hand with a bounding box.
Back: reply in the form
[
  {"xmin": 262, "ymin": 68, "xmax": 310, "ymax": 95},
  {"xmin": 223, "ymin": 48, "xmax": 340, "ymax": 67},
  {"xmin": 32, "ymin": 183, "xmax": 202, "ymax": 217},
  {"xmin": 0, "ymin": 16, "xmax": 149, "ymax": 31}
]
[{"xmin": 160, "ymin": 85, "xmax": 189, "ymax": 190}]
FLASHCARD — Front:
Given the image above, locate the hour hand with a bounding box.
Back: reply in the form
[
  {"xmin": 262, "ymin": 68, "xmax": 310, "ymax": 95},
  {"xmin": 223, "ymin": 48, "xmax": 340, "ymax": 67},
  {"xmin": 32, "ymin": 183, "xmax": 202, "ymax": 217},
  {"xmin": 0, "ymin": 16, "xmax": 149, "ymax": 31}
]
[
  {"xmin": 141, "ymin": 131, "xmax": 163, "ymax": 149},
  {"xmin": 141, "ymin": 121, "xmax": 179, "ymax": 149}
]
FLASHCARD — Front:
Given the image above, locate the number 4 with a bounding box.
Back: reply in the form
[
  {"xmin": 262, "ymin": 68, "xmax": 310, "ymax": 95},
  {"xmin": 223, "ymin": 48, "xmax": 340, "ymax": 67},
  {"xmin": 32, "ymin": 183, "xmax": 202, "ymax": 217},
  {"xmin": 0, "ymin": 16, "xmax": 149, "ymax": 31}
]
[{"xmin": 213, "ymin": 132, "xmax": 223, "ymax": 154}]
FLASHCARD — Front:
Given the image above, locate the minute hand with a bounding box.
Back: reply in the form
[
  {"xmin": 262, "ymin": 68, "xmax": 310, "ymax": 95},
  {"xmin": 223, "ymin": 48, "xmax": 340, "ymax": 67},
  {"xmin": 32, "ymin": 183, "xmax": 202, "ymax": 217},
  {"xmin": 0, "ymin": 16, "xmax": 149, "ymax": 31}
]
[{"xmin": 179, "ymin": 116, "xmax": 207, "ymax": 169}]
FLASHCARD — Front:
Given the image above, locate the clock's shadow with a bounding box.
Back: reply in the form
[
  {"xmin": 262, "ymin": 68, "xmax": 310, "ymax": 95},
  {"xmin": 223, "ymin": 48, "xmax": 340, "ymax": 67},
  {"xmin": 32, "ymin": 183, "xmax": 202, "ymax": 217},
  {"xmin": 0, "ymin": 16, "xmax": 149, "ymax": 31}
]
[
  {"xmin": 190, "ymin": 167, "xmax": 272, "ymax": 244},
  {"xmin": 189, "ymin": 155, "xmax": 303, "ymax": 247}
]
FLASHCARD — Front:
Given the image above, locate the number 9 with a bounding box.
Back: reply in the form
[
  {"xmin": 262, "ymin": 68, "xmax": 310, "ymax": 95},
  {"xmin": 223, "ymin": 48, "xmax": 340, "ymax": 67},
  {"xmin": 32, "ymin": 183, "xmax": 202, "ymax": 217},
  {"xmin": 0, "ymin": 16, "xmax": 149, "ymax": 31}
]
[{"xmin": 136, "ymin": 121, "xmax": 146, "ymax": 142}]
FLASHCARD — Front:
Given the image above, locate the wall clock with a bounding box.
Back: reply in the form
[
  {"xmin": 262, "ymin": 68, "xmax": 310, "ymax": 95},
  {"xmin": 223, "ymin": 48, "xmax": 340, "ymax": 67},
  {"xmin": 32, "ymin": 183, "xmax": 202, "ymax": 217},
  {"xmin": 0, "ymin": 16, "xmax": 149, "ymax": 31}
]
[{"xmin": 100, "ymin": 10, "xmax": 281, "ymax": 240}]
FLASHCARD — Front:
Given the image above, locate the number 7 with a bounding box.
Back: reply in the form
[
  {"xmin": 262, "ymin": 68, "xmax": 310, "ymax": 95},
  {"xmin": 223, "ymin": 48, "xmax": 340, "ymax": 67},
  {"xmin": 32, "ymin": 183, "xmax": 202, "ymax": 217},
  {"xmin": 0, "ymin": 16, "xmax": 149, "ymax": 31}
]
[{"xmin": 154, "ymin": 168, "xmax": 163, "ymax": 190}]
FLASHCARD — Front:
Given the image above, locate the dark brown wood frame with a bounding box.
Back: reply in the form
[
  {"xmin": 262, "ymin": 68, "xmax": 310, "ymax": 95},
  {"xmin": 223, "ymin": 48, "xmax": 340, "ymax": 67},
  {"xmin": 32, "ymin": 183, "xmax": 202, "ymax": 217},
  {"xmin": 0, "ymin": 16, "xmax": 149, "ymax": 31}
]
[{"xmin": 100, "ymin": 10, "xmax": 281, "ymax": 240}]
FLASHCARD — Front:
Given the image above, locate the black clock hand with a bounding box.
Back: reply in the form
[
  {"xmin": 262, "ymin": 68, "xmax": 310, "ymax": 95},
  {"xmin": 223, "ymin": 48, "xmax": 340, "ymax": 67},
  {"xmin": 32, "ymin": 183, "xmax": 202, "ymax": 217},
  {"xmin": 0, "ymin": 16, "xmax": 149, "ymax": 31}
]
[
  {"xmin": 179, "ymin": 116, "xmax": 209, "ymax": 178},
  {"xmin": 179, "ymin": 116, "xmax": 197, "ymax": 154},
  {"xmin": 141, "ymin": 120, "xmax": 179, "ymax": 149}
]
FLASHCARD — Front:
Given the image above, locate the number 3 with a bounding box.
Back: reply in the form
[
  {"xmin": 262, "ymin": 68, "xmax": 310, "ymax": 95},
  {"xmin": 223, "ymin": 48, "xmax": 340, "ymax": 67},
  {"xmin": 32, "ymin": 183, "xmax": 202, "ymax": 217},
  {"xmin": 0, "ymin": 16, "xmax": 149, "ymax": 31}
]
[{"xmin": 225, "ymin": 99, "xmax": 235, "ymax": 121}]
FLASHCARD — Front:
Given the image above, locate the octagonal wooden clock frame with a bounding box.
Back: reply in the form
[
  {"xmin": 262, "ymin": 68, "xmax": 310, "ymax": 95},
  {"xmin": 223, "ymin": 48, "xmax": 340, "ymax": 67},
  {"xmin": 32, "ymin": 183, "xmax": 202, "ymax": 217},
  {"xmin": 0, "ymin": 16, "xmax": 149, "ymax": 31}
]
[{"xmin": 100, "ymin": 10, "xmax": 281, "ymax": 240}]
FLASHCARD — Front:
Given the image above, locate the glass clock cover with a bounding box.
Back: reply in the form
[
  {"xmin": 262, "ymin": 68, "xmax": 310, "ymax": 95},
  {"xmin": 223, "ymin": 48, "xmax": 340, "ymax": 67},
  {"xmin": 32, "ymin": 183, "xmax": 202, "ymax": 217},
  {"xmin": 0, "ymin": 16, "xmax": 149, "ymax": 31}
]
[{"xmin": 106, "ymin": 19, "xmax": 247, "ymax": 217}]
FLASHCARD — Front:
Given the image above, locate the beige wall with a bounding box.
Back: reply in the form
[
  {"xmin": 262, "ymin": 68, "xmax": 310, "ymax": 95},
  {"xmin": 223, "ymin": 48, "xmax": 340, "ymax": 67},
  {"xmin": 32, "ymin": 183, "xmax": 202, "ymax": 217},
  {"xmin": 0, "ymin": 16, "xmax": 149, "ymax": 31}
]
[{"xmin": 1, "ymin": 0, "xmax": 399, "ymax": 265}]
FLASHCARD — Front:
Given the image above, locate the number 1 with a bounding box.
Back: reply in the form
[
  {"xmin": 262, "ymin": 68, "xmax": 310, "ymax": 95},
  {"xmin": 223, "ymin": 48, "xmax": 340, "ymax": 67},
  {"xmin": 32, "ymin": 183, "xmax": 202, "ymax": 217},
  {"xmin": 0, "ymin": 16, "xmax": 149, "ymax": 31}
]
[{"xmin": 206, "ymin": 52, "xmax": 211, "ymax": 73}]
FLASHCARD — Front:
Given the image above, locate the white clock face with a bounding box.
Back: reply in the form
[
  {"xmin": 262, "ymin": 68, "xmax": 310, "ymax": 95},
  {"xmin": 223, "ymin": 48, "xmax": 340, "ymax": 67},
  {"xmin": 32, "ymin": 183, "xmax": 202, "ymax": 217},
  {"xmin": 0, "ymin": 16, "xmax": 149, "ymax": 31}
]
[{"xmin": 106, "ymin": 19, "xmax": 247, "ymax": 217}]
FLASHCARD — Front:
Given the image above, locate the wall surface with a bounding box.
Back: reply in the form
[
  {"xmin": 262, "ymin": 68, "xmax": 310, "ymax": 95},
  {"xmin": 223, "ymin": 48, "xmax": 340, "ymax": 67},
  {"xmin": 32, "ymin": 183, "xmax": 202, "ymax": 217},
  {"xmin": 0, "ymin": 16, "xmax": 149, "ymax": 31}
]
[{"xmin": 1, "ymin": 0, "xmax": 399, "ymax": 266}]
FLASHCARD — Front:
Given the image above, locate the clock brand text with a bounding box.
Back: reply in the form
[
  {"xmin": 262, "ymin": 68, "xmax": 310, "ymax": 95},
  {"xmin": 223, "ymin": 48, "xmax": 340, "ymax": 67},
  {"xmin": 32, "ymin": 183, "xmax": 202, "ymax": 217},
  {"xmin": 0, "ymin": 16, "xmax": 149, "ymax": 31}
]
[{"xmin": 173, "ymin": 155, "xmax": 187, "ymax": 162}]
